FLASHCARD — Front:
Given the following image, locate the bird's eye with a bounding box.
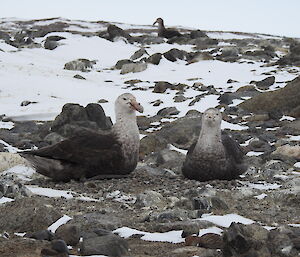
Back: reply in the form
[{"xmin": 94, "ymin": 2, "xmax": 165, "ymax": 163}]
[{"xmin": 123, "ymin": 97, "xmax": 127, "ymax": 101}]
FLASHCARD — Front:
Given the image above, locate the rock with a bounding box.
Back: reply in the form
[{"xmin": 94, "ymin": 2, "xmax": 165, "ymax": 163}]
[
  {"xmin": 187, "ymin": 52, "xmax": 214, "ymax": 64},
  {"xmin": 185, "ymin": 233, "xmax": 224, "ymax": 249},
  {"xmin": 72, "ymin": 212, "xmax": 123, "ymax": 231},
  {"xmin": 217, "ymin": 47, "xmax": 239, "ymax": 62},
  {"xmin": 64, "ymin": 58, "xmax": 96, "ymax": 72},
  {"xmin": 81, "ymin": 231, "xmax": 128, "ymax": 257},
  {"xmin": 120, "ymin": 62, "xmax": 147, "ymax": 74},
  {"xmin": 239, "ymin": 76, "xmax": 300, "ymax": 115},
  {"xmin": 171, "ymin": 246, "xmax": 221, "ymax": 257},
  {"xmin": 50, "ymin": 103, "xmax": 112, "ymax": 138},
  {"xmin": 153, "ymin": 81, "xmax": 174, "ymax": 93},
  {"xmin": 0, "ymin": 198, "xmax": 62, "ymax": 233},
  {"xmin": 73, "ymin": 74, "xmax": 86, "ymax": 80},
  {"xmin": 149, "ymin": 208, "xmax": 200, "ymax": 223},
  {"xmin": 130, "ymin": 47, "xmax": 148, "ymax": 60},
  {"xmin": 44, "ymin": 40, "xmax": 58, "ymax": 50},
  {"xmin": 190, "ymin": 30, "xmax": 208, "ymax": 39},
  {"xmin": 51, "ymin": 239, "xmax": 69, "ymax": 253},
  {"xmin": 268, "ymin": 228, "xmax": 298, "ymax": 256},
  {"xmin": 174, "ymin": 94, "xmax": 188, "ymax": 102},
  {"xmin": 277, "ymin": 41, "xmax": 300, "ymax": 66},
  {"xmin": 223, "ymin": 222, "xmax": 270, "ymax": 257},
  {"xmin": 0, "ymin": 31, "xmax": 11, "ymax": 41},
  {"xmin": 139, "ymin": 134, "xmax": 168, "ymax": 158},
  {"xmin": 115, "ymin": 59, "xmax": 133, "ymax": 69},
  {"xmin": 255, "ymin": 76, "xmax": 275, "ymax": 90},
  {"xmin": 26, "ymin": 229, "xmax": 55, "ymax": 241},
  {"xmin": 154, "ymin": 113, "xmax": 202, "ymax": 149},
  {"xmin": 147, "ymin": 53, "xmax": 162, "ymax": 65},
  {"xmin": 192, "ymin": 196, "xmax": 228, "ymax": 212},
  {"xmin": 163, "ymin": 48, "xmax": 187, "ymax": 62},
  {"xmin": 20, "ymin": 100, "xmax": 35, "ymax": 106},
  {"xmin": 157, "ymin": 107, "xmax": 180, "ymax": 116},
  {"xmin": 43, "ymin": 132, "xmax": 64, "ymax": 145},
  {"xmin": 0, "ymin": 237, "xmax": 49, "ymax": 257},
  {"xmin": 0, "ymin": 175, "xmax": 32, "ymax": 198},
  {"xmin": 10, "ymin": 121, "xmax": 39, "ymax": 133},
  {"xmin": 97, "ymin": 99, "xmax": 109, "ymax": 103},
  {"xmin": 107, "ymin": 24, "xmax": 132, "ymax": 41},
  {"xmin": 55, "ymin": 224, "xmax": 80, "ymax": 246},
  {"xmin": 272, "ymin": 144, "xmax": 300, "ymax": 159},
  {"xmin": 135, "ymin": 190, "xmax": 166, "ymax": 208},
  {"xmin": 153, "ymin": 219, "xmax": 213, "ymax": 234}
]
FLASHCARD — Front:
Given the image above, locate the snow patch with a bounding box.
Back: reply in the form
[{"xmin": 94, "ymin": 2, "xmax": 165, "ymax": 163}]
[{"xmin": 48, "ymin": 215, "xmax": 72, "ymax": 233}]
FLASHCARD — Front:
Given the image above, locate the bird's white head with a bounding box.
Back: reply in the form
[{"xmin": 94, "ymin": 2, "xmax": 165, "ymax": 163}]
[
  {"xmin": 115, "ymin": 93, "xmax": 144, "ymax": 116},
  {"xmin": 202, "ymin": 108, "xmax": 222, "ymax": 128}
]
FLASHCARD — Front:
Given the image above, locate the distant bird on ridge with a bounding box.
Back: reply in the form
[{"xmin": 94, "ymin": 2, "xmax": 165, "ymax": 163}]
[{"xmin": 153, "ymin": 18, "xmax": 182, "ymax": 39}]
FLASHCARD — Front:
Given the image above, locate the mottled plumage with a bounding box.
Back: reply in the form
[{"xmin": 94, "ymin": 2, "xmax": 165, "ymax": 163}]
[
  {"xmin": 21, "ymin": 93, "xmax": 143, "ymax": 182},
  {"xmin": 182, "ymin": 108, "xmax": 245, "ymax": 182},
  {"xmin": 153, "ymin": 18, "xmax": 182, "ymax": 39}
]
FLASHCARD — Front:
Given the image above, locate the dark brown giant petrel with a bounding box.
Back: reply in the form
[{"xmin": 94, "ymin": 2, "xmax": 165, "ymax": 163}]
[
  {"xmin": 21, "ymin": 93, "xmax": 143, "ymax": 182},
  {"xmin": 182, "ymin": 108, "xmax": 246, "ymax": 182},
  {"xmin": 153, "ymin": 18, "xmax": 182, "ymax": 39}
]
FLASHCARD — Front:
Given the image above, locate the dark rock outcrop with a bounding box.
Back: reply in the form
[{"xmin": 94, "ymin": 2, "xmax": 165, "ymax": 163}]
[{"xmin": 239, "ymin": 76, "xmax": 300, "ymax": 116}]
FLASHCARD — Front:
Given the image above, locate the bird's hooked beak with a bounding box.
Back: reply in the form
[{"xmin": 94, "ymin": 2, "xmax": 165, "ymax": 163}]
[{"xmin": 130, "ymin": 99, "xmax": 144, "ymax": 113}]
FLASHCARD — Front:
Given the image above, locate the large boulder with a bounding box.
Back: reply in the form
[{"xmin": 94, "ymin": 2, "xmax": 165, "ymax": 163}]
[
  {"xmin": 107, "ymin": 24, "xmax": 132, "ymax": 41},
  {"xmin": 0, "ymin": 198, "xmax": 62, "ymax": 233},
  {"xmin": 50, "ymin": 103, "xmax": 112, "ymax": 138},
  {"xmin": 239, "ymin": 76, "xmax": 300, "ymax": 116}
]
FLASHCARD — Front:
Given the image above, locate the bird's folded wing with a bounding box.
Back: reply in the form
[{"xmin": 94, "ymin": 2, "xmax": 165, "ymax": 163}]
[
  {"xmin": 221, "ymin": 133, "xmax": 244, "ymax": 163},
  {"xmin": 22, "ymin": 130, "xmax": 122, "ymax": 166}
]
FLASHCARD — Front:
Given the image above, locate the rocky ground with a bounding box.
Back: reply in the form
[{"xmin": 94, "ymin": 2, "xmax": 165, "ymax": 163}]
[{"xmin": 0, "ymin": 18, "xmax": 299, "ymax": 257}]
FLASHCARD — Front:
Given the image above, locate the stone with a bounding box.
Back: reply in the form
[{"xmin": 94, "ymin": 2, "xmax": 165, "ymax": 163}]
[
  {"xmin": 43, "ymin": 132, "xmax": 64, "ymax": 145},
  {"xmin": 44, "ymin": 40, "xmax": 58, "ymax": 50},
  {"xmin": 0, "ymin": 198, "xmax": 62, "ymax": 233},
  {"xmin": 147, "ymin": 53, "xmax": 162, "ymax": 65},
  {"xmin": 51, "ymin": 239, "xmax": 69, "ymax": 253},
  {"xmin": 120, "ymin": 62, "xmax": 147, "ymax": 74},
  {"xmin": 73, "ymin": 74, "xmax": 86, "ymax": 80},
  {"xmin": 25, "ymin": 229, "xmax": 54, "ymax": 241},
  {"xmin": 81, "ymin": 232, "xmax": 128, "ymax": 257},
  {"xmin": 139, "ymin": 134, "xmax": 168, "ymax": 158},
  {"xmin": 163, "ymin": 48, "xmax": 187, "ymax": 62},
  {"xmin": 239, "ymin": 76, "xmax": 300, "ymax": 114},
  {"xmin": 0, "ymin": 237, "xmax": 49, "ymax": 257},
  {"xmin": 187, "ymin": 52, "xmax": 214, "ymax": 64},
  {"xmin": 185, "ymin": 233, "xmax": 224, "ymax": 249},
  {"xmin": 223, "ymin": 222, "xmax": 271, "ymax": 257},
  {"xmin": 107, "ymin": 24, "xmax": 132, "ymax": 41},
  {"xmin": 154, "ymin": 113, "xmax": 202, "ymax": 149},
  {"xmin": 157, "ymin": 107, "xmax": 180, "ymax": 116},
  {"xmin": 72, "ymin": 212, "xmax": 123, "ymax": 231},
  {"xmin": 55, "ymin": 224, "xmax": 80, "ymax": 246},
  {"xmin": 255, "ymin": 76, "xmax": 275, "ymax": 90},
  {"xmin": 64, "ymin": 58, "xmax": 96, "ymax": 72},
  {"xmin": 271, "ymin": 144, "xmax": 300, "ymax": 159},
  {"xmin": 190, "ymin": 30, "xmax": 208, "ymax": 39},
  {"xmin": 135, "ymin": 190, "xmax": 165, "ymax": 208},
  {"xmin": 20, "ymin": 100, "xmax": 33, "ymax": 106},
  {"xmin": 268, "ymin": 229, "xmax": 298, "ymax": 256},
  {"xmin": 50, "ymin": 103, "xmax": 112, "ymax": 138},
  {"xmin": 115, "ymin": 59, "xmax": 133, "ymax": 69},
  {"xmin": 153, "ymin": 81, "xmax": 174, "ymax": 93},
  {"xmin": 130, "ymin": 47, "xmax": 148, "ymax": 60}
]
